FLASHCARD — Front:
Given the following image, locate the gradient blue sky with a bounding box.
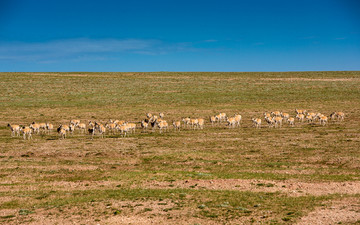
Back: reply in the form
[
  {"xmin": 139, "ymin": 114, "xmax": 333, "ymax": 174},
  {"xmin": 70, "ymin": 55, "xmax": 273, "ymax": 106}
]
[{"xmin": 0, "ymin": 0, "xmax": 359, "ymax": 72}]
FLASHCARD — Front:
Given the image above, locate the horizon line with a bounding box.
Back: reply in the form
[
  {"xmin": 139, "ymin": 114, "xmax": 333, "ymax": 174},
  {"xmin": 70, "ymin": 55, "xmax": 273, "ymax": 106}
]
[{"xmin": 1, "ymin": 70, "xmax": 359, "ymax": 73}]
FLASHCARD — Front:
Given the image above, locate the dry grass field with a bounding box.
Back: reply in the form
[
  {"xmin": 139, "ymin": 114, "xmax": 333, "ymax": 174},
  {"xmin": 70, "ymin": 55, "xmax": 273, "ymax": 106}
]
[{"xmin": 0, "ymin": 71, "xmax": 359, "ymax": 224}]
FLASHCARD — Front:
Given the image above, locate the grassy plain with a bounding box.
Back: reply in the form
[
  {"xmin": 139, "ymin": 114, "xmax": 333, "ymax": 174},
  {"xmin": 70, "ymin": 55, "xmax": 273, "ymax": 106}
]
[{"xmin": 0, "ymin": 71, "xmax": 359, "ymax": 224}]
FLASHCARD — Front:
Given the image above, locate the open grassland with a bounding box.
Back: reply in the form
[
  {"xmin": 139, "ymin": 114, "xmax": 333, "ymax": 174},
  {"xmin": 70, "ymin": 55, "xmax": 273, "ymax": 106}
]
[{"xmin": 0, "ymin": 71, "xmax": 360, "ymax": 224}]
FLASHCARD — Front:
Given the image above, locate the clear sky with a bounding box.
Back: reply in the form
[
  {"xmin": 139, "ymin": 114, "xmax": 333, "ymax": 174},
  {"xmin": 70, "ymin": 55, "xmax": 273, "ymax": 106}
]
[{"xmin": 0, "ymin": 0, "xmax": 359, "ymax": 72}]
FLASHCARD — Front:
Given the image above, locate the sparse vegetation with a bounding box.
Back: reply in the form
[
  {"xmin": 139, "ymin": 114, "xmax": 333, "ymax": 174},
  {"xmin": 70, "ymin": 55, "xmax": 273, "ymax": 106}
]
[{"xmin": 0, "ymin": 71, "xmax": 359, "ymax": 224}]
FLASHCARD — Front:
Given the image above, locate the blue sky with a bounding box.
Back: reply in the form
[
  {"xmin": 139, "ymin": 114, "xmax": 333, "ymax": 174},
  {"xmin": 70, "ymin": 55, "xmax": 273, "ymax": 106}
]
[{"xmin": 0, "ymin": 0, "xmax": 359, "ymax": 72}]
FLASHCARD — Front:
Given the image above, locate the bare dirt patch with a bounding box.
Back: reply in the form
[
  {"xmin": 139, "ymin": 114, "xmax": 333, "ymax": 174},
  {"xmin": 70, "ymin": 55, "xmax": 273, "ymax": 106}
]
[
  {"xmin": 1, "ymin": 200, "xmax": 208, "ymax": 225},
  {"xmin": 0, "ymin": 180, "xmax": 124, "ymax": 192},
  {"xmin": 260, "ymin": 77, "xmax": 360, "ymax": 82},
  {"xmin": 102, "ymin": 215, "xmax": 221, "ymax": 225},
  {"xmin": 141, "ymin": 179, "xmax": 360, "ymax": 197},
  {"xmin": 296, "ymin": 198, "xmax": 360, "ymax": 225}
]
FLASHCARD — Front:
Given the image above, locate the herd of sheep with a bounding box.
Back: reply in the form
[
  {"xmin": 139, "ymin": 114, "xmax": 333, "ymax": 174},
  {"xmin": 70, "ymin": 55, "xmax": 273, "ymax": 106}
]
[{"xmin": 7, "ymin": 110, "xmax": 345, "ymax": 140}]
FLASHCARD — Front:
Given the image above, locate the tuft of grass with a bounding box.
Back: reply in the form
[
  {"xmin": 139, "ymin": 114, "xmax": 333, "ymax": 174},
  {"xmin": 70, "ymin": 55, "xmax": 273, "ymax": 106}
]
[{"xmin": 19, "ymin": 209, "xmax": 34, "ymax": 216}]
